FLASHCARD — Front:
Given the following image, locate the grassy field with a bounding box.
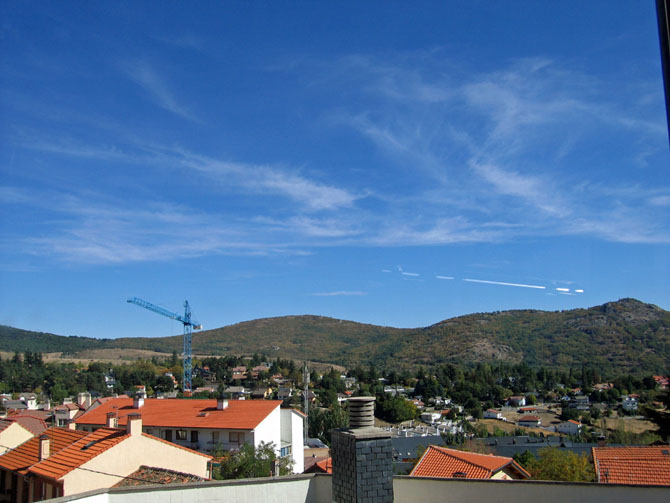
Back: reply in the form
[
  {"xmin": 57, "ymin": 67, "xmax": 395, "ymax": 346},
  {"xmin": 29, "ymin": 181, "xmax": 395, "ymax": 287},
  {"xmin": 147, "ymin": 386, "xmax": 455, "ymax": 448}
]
[
  {"xmin": 1, "ymin": 349, "xmax": 345, "ymax": 373},
  {"xmin": 477, "ymin": 418, "xmax": 560, "ymax": 437}
]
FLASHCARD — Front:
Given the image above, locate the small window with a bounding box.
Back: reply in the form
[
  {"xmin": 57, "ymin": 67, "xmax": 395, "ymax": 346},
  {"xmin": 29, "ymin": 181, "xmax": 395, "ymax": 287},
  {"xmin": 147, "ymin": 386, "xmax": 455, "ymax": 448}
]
[
  {"xmin": 229, "ymin": 431, "xmax": 243, "ymax": 444},
  {"xmin": 191, "ymin": 430, "xmax": 198, "ymax": 443},
  {"xmin": 164, "ymin": 430, "xmax": 172, "ymax": 442},
  {"xmin": 176, "ymin": 430, "xmax": 187, "ymax": 441},
  {"xmin": 211, "ymin": 431, "xmax": 219, "ymax": 443},
  {"xmin": 280, "ymin": 445, "xmax": 292, "ymax": 457}
]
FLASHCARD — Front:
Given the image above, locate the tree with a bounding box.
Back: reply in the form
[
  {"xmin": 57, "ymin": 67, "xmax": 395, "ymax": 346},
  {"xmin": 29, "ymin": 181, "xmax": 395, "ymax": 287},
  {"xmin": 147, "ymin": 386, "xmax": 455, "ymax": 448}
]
[
  {"xmin": 643, "ymin": 389, "xmax": 670, "ymax": 441},
  {"xmin": 215, "ymin": 441, "xmax": 293, "ymax": 479},
  {"xmin": 525, "ymin": 447, "xmax": 594, "ymax": 482}
]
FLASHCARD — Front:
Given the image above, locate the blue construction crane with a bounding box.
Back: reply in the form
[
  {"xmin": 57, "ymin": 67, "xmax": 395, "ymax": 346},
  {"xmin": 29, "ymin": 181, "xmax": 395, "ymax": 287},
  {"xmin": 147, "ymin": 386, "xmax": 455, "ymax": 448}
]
[{"xmin": 127, "ymin": 297, "xmax": 202, "ymax": 394}]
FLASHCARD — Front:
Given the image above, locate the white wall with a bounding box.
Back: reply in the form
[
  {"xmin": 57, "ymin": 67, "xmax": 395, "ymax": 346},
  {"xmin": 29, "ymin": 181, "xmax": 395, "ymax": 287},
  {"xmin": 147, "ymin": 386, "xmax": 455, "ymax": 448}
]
[
  {"xmin": 252, "ymin": 405, "xmax": 281, "ymax": 454},
  {"xmin": 38, "ymin": 474, "xmax": 670, "ymax": 503},
  {"xmin": 280, "ymin": 409, "xmax": 305, "ymax": 474},
  {"xmin": 0, "ymin": 422, "xmax": 33, "ymax": 454},
  {"xmin": 393, "ymin": 477, "xmax": 670, "ymax": 503},
  {"xmin": 61, "ymin": 433, "xmax": 210, "ymax": 496}
]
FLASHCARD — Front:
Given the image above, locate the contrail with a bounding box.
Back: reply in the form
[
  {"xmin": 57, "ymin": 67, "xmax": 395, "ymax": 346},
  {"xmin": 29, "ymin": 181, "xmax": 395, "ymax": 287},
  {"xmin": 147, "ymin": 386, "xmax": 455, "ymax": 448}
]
[{"xmin": 463, "ymin": 278, "xmax": 546, "ymax": 290}]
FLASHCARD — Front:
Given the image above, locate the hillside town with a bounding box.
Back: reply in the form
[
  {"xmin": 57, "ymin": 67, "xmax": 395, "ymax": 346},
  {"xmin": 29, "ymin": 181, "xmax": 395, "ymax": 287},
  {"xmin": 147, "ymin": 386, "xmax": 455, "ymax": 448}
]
[{"xmin": 1, "ymin": 351, "xmax": 669, "ymax": 501}]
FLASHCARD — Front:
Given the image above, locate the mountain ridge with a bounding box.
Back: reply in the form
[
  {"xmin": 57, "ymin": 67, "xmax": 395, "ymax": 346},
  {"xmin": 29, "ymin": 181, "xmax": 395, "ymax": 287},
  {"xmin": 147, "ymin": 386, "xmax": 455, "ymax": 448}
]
[{"xmin": 1, "ymin": 298, "xmax": 668, "ymax": 374}]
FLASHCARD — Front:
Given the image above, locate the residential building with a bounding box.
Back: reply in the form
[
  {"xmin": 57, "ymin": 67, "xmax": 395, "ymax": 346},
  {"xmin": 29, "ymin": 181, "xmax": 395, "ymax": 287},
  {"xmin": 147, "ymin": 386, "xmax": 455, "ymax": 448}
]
[
  {"xmin": 0, "ymin": 418, "xmax": 40, "ymax": 455},
  {"xmin": 223, "ymin": 386, "xmax": 248, "ymax": 399},
  {"xmin": 420, "ymin": 412, "xmax": 441, "ymax": 424},
  {"xmin": 483, "ymin": 409, "xmax": 502, "ymax": 419},
  {"xmin": 653, "ymin": 375, "xmax": 669, "ymax": 389},
  {"xmin": 53, "ymin": 403, "xmax": 83, "ymax": 427},
  {"xmin": 592, "ymin": 446, "xmax": 670, "ymax": 485},
  {"xmin": 556, "ymin": 420, "xmax": 582, "ymax": 436},
  {"xmin": 569, "ymin": 395, "xmax": 590, "ymax": 410},
  {"xmin": 0, "ymin": 417, "xmax": 210, "ymax": 502},
  {"xmin": 277, "ymin": 387, "xmax": 293, "ymax": 400},
  {"xmin": 517, "ymin": 415, "xmax": 541, "ymax": 428},
  {"xmin": 409, "ymin": 445, "xmax": 530, "ymax": 480},
  {"xmin": 73, "ymin": 397, "xmax": 304, "ymax": 474},
  {"xmin": 507, "ymin": 396, "xmax": 526, "ymax": 407},
  {"xmin": 622, "ymin": 396, "xmax": 638, "ymax": 412},
  {"xmin": 251, "ymin": 387, "xmax": 273, "ymax": 400}
]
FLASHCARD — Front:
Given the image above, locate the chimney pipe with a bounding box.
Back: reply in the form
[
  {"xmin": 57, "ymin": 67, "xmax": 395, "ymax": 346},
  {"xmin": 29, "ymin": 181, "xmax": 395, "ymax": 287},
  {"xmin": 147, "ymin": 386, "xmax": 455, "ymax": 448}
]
[
  {"xmin": 217, "ymin": 397, "xmax": 229, "ymax": 410},
  {"xmin": 331, "ymin": 397, "xmax": 393, "ymax": 503},
  {"xmin": 39, "ymin": 435, "xmax": 50, "ymax": 461},
  {"xmin": 133, "ymin": 395, "xmax": 144, "ymax": 409},
  {"xmin": 127, "ymin": 413, "xmax": 142, "ymax": 436},
  {"xmin": 106, "ymin": 412, "xmax": 118, "ymax": 428}
]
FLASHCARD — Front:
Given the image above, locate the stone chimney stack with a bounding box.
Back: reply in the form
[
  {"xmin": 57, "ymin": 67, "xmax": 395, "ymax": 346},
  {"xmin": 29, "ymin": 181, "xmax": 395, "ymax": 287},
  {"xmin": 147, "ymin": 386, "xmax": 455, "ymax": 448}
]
[
  {"xmin": 127, "ymin": 413, "xmax": 142, "ymax": 436},
  {"xmin": 106, "ymin": 412, "xmax": 118, "ymax": 428},
  {"xmin": 217, "ymin": 397, "xmax": 229, "ymax": 410},
  {"xmin": 39, "ymin": 435, "xmax": 50, "ymax": 461},
  {"xmin": 331, "ymin": 397, "xmax": 393, "ymax": 503}
]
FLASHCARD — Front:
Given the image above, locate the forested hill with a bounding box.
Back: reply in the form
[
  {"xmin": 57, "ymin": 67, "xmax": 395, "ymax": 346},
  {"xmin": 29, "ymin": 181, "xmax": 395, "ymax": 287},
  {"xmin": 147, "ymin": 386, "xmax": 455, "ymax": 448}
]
[{"xmin": 1, "ymin": 298, "xmax": 669, "ymax": 374}]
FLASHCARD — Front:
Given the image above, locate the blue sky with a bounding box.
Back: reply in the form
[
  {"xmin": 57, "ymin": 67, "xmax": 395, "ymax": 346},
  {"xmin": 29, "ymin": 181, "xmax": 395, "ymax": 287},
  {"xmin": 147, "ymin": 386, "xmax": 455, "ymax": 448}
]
[{"xmin": 1, "ymin": 2, "xmax": 669, "ymax": 339}]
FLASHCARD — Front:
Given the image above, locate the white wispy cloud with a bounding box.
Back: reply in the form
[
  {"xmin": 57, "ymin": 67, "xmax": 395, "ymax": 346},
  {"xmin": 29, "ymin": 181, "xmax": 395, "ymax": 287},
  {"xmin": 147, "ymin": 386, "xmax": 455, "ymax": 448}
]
[
  {"xmin": 308, "ymin": 52, "xmax": 667, "ymax": 245},
  {"xmin": 122, "ymin": 61, "xmax": 198, "ymax": 121}
]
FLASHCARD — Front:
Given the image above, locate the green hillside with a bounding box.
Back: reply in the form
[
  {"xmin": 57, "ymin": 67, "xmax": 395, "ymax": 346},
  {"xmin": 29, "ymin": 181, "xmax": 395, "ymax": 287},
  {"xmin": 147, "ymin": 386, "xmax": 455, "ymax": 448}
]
[{"xmin": 2, "ymin": 298, "xmax": 669, "ymax": 374}]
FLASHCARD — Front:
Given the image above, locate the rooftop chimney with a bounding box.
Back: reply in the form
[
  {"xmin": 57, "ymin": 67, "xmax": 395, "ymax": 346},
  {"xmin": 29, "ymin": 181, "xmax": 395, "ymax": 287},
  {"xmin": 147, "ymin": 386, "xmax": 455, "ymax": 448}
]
[
  {"xmin": 331, "ymin": 397, "xmax": 393, "ymax": 503},
  {"xmin": 133, "ymin": 394, "xmax": 144, "ymax": 409},
  {"xmin": 217, "ymin": 397, "xmax": 229, "ymax": 410},
  {"xmin": 39, "ymin": 435, "xmax": 50, "ymax": 461},
  {"xmin": 106, "ymin": 412, "xmax": 118, "ymax": 428},
  {"xmin": 77, "ymin": 392, "xmax": 91, "ymax": 410},
  {"xmin": 127, "ymin": 413, "xmax": 142, "ymax": 436}
]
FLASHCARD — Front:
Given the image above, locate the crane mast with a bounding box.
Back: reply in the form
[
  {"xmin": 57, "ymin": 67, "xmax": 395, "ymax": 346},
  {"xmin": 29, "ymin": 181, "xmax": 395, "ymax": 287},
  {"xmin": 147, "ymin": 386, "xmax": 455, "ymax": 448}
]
[{"xmin": 127, "ymin": 297, "xmax": 202, "ymax": 394}]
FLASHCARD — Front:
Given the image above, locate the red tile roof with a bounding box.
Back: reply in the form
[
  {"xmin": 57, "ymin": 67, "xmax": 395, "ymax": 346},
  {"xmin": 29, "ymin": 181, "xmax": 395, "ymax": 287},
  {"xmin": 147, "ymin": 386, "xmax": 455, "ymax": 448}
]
[
  {"xmin": 0, "ymin": 415, "xmax": 48, "ymax": 436},
  {"xmin": 315, "ymin": 457, "xmax": 332, "ymax": 474},
  {"xmin": 29, "ymin": 428, "xmax": 128, "ymax": 480},
  {"xmin": 0, "ymin": 425, "xmax": 211, "ymax": 482},
  {"xmin": 7, "ymin": 409, "xmax": 53, "ymax": 422},
  {"xmin": 592, "ymin": 446, "xmax": 670, "ymax": 486},
  {"xmin": 518, "ymin": 415, "xmax": 540, "ymax": 422},
  {"xmin": 75, "ymin": 398, "xmax": 281, "ymax": 430},
  {"xmin": 410, "ymin": 446, "xmax": 530, "ymax": 480},
  {"xmin": 0, "ymin": 427, "xmax": 88, "ymax": 474}
]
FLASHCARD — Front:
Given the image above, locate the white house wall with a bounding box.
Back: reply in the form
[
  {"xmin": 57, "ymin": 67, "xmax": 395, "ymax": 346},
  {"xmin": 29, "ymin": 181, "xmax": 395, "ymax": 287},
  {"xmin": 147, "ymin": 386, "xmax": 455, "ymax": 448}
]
[
  {"xmin": 251, "ymin": 405, "xmax": 281, "ymax": 453},
  {"xmin": 0, "ymin": 423, "xmax": 33, "ymax": 454},
  {"xmin": 61, "ymin": 434, "xmax": 210, "ymax": 496},
  {"xmin": 280, "ymin": 409, "xmax": 304, "ymax": 474}
]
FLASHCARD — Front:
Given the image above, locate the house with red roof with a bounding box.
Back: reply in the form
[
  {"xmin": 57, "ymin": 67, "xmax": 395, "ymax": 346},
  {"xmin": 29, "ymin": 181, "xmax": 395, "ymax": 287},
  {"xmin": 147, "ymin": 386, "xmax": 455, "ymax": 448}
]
[
  {"xmin": 592, "ymin": 446, "xmax": 670, "ymax": 486},
  {"xmin": 73, "ymin": 396, "xmax": 305, "ymax": 474},
  {"xmin": 517, "ymin": 415, "xmax": 541, "ymax": 428},
  {"xmin": 410, "ymin": 445, "xmax": 530, "ymax": 480},
  {"xmin": 0, "ymin": 418, "xmax": 42, "ymax": 455},
  {"xmin": 483, "ymin": 409, "xmax": 502, "ymax": 419},
  {"xmin": 0, "ymin": 416, "xmax": 210, "ymax": 502}
]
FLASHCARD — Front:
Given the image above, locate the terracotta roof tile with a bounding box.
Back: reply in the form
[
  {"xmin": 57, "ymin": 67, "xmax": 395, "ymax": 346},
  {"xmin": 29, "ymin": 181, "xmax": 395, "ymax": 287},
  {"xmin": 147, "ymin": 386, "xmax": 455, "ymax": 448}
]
[
  {"xmin": 315, "ymin": 457, "xmax": 332, "ymax": 474},
  {"xmin": 592, "ymin": 446, "xmax": 670, "ymax": 486},
  {"xmin": 75, "ymin": 398, "xmax": 280, "ymax": 430},
  {"xmin": 28, "ymin": 428, "xmax": 128, "ymax": 480},
  {"xmin": 410, "ymin": 446, "xmax": 530, "ymax": 480},
  {"xmin": 0, "ymin": 427, "xmax": 88, "ymax": 475},
  {"xmin": 2, "ymin": 415, "xmax": 48, "ymax": 436}
]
